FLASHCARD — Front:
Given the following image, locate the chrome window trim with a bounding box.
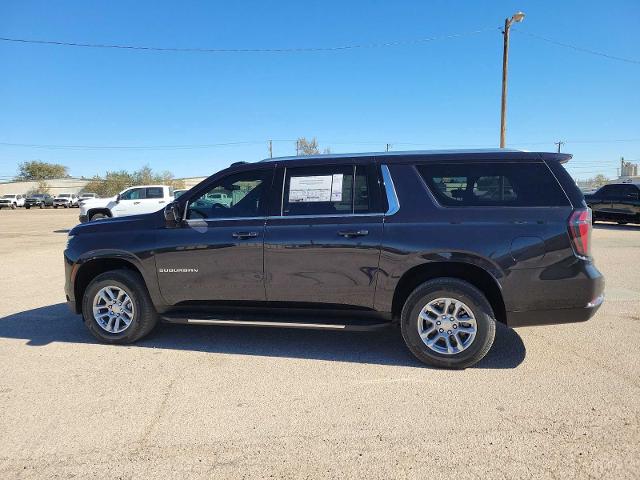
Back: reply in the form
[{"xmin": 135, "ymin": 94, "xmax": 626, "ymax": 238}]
[
  {"xmin": 182, "ymin": 163, "xmax": 400, "ymax": 224},
  {"xmin": 381, "ymin": 164, "xmax": 400, "ymax": 216}
]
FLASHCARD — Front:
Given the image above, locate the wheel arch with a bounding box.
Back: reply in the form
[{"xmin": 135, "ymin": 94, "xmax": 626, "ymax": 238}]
[
  {"xmin": 87, "ymin": 208, "xmax": 112, "ymax": 220},
  {"xmin": 74, "ymin": 257, "xmax": 144, "ymax": 313},
  {"xmin": 391, "ymin": 262, "xmax": 507, "ymax": 325}
]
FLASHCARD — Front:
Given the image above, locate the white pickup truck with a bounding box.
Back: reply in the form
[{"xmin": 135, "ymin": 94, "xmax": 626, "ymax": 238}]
[
  {"xmin": 0, "ymin": 194, "xmax": 26, "ymax": 209},
  {"xmin": 79, "ymin": 185, "xmax": 174, "ymax": 222}
]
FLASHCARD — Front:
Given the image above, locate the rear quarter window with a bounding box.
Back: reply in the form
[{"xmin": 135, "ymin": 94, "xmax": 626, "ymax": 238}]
[{"xmin": 417, "ymin": 162, "xmax": 570, "ymax": 207}]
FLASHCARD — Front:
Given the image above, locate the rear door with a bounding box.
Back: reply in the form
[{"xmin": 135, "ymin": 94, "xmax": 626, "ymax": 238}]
[
  {"xmin": 264, "ymin": 162, "xmax": 384, "ymax": 308},
  {"xmin": 141, "ymin": 187, "xmax": 169, "ymax": 214},
  {"xmin": 613, "ymin": 184, "xmax": 640, "ymax": 219}
]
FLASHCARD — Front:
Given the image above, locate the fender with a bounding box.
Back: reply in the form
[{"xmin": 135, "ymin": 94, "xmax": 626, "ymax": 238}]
[
  {"xmin": 72, "ymin": 249, "xmax": 168, "ymax": 313},
  {"xmin": 374, "ymin": 248, "xmax": 506, "ymax": 314}
]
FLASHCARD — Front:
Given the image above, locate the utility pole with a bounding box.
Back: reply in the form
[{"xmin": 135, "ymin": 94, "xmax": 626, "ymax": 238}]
[
  {"xmin": 386, "ymin": 143, "xmax": 392, "ymax": 152},
  {"xmin": 554, "ymin": 140, "xmax": 565, "ymax": 153},
  {"xmin": 269, "ymin": 140, "xmax": 273, "ymax": 159},
  {"xmin": 295, "ymin": 139, "xmax": 299, "ymax": 156},
  {"xmin": 500, "ymin": 11, "xmax": 526, "ymax": 148}
]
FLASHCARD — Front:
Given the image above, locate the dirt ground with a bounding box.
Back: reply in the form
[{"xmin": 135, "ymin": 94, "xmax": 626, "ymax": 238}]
[{"xmin": 0, "ymin": 207, "xmax": 638, "ymax": 479}]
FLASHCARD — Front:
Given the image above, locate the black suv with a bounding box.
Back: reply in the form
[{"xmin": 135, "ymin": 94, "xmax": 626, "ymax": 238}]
[
  {"xmin": 584, "ymin": 183, "xmax": 640, "ymax": 225},
  {"xmin": 64, "ymin": 150, "xmax": 604, "ymax": 368},
  {"xmin": 25, "ymin": 193, "xmax": 54, "ymax": 209}
]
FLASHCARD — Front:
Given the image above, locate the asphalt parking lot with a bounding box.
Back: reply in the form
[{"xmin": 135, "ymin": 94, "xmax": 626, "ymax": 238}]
[{"xmin": 0, "ymin": 208, "xmax": 638, "ymax": 479}]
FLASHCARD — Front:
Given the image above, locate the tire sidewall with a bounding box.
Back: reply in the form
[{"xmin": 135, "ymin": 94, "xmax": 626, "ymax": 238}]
[
  {"xmin": 401, "ymin": 279, "xmax": 496, "ymax": 368},
  {"xmin": 82, "ymin": 274, "xmax": 145, "ymax": 343}
]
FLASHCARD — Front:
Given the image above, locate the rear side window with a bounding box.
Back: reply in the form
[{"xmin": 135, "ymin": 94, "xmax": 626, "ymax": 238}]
[
  {"xmin": 283, "ymin": 165, "xmax": 369, "ymax": 216},
  {"xmin": 417, "ymin": 162, "xmax": 570, "ymax": 207},
  {"xmin": 146, "ymin": 187, "xmax": 164, "ymax": 199}
]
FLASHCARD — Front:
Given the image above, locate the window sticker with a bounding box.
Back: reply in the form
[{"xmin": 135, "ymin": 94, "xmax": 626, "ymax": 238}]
[{"xmin": 289, "ymin": 175, "xmax": 343, "ymax": 203}]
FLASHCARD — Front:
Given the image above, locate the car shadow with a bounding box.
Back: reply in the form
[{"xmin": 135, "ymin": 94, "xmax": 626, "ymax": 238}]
[{"xmin": 0, "ymin": 303, "xmax": 526, "ymax": 369}]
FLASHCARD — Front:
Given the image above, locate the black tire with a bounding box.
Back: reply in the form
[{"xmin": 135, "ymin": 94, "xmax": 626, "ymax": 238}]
[
  {"xmin": 39, "ymin": 203, "xmax": 44, "ymax": 209},
  {"xmin": 54, "ymin": 205, "xmax": 58, "ymax": 209},
  {"xmin": 90, "ymin": 212, "xmax": 107, "ymax": 221},
  {"xmin": 25, "ymin": 205, "xmax": 30, "ymax": 209},
  {"xmin": 11, "ymin": 203, "xmax": 16, "ymax": 210},
  {"xmin": 400, "ymin": 278, "xmax": 496, "ymax": 369},
  {"xmin": 82, "ymin": 269, "xmax": 158, "ymax": 344},
  {"xmin": 617, "ymin": 221, "xmax": 627, "ymax": 225},
  {"xmin": 64, "ymin": 204, "xmax": 69, "ymax": 208}
]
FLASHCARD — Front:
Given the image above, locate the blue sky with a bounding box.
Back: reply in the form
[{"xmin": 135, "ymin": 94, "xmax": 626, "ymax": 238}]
[{"xmin": 1, "ymin": 0, "xmax": 639, "ymax": 181}]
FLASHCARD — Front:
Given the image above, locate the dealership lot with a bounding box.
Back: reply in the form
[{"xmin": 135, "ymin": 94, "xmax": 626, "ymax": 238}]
[{"xmin": 0, "ymin": 208, "xmax": 638, "ymax": 479}]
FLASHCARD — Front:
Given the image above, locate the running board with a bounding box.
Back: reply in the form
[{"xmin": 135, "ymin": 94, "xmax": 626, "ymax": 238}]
[{"xmin": 160, "ymin": 315, "xmax": 391, "ymax": 332}]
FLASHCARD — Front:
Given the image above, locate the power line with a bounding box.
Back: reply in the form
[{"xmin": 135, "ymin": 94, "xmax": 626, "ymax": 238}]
[
  {"xmin": 0, "ymin": 28, "xmax": 498, "ymax": 54},
  {"xmin": 516, "ymin": 30, "xmax": 640, "ymax": 65},
  {"xmin": 0, "ymin": 138, "xmax": 638, "ymax": 151}
]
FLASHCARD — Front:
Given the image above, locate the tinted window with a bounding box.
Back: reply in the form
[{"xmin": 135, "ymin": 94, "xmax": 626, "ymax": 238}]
[
  {"xmin": 120, "ymin": 188, "xmax": 146, "ymax": 200},
  {"xmin": 417, "ymin": 162, "xmax": 569, "ymax": 207},
  {"xmin": 187, "ymin": 169, "xmax": 270, "ymax": 220},
  {"xmin": 283, "ymin": 164, "xmax": 376, "ymax": 216},
  {"xmin": 146, "ymin": 187, "xmax": 164, "ymax": 199},
  {"xmin": 623, "ymin": 185, "xmax": 640, "ymax": 198}
]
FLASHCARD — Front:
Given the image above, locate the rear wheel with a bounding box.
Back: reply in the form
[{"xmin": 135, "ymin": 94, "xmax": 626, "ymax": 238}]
[
  {"xmin": 401, "ymin": 278, "xmax": 496, "ymax": 369},
  {"xmin": 89, "ymin": 212, "xmax": 108, "ymax": 221},
  {"xmin": 82, "ymin": 269, "xmax": 158, "ymax": 344}
]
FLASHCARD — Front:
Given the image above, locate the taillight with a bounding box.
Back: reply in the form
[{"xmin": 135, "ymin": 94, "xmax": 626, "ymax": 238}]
[{"xmin": 568, "ymin": 208, "xmax": 592, "ymax": 258}]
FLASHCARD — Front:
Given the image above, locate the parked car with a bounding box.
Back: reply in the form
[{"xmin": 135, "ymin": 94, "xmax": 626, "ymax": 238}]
[
  {"xmin": 173, "ymin": 189, "xmax": 188, "ymax": 199},
  {"xmin": 78, "ymin": 185, "xmax": 174, "ymax": 222},
  {"xmin": 79, "ymin": 193, "xmax": 98, "ymax": 201},
  {"xmin": 0, "ymin": 194, "xmax": 25, "ymax": 209},
  {"xmin": 25, "ymin": 193, "xmax": 54, "ymax": 209},
  {"xmin": 53, "ymin": 193, "xmax": 79, "ymax": 208},
  {"xmin": 584, "ymin": 182, "xmax": 640, "ymax": 225},
  {"xmin": 65, "ymin": 150, "xmax": 604, "ymax": 369}
]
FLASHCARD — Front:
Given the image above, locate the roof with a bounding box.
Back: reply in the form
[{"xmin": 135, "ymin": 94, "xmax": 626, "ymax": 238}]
[{"xmin": 258, "ymin": 149, "xmax": 572, "ymax": 165}]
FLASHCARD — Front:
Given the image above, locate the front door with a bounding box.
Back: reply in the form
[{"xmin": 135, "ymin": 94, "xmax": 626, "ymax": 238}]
[
  {"xmin": 264, "ymin": 163, "xmax": 384, "ymax": 308},
  {"xmin": 111, "ymin": 187, "xmax": 149, "ymax": 216},
  {"xmin": 155, "ymin": 167, "xmax": 273, "ymax": 305}
]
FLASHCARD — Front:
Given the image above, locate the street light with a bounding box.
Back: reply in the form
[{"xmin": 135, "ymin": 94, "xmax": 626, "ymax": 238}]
[{"xmin": 500, "ymin": 11, "xmax": 525, "ymax": 148}]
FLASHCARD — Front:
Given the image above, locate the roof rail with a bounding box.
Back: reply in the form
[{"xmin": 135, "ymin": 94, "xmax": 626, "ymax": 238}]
[{"xmin": 230, "ymin": 161, "xmax": 249, "ymax": 167}]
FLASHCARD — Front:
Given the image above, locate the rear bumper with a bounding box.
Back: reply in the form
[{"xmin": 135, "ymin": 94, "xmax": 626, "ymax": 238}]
[{"xmin": 507, "ymin": 293, "xmax": 604, "ymax": 327}]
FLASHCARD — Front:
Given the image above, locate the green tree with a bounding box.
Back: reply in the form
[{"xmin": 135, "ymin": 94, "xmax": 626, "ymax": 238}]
[
  {"xmin": 296, "ymin": 137, "xmax": 332, "ymax": 156},
  {"xmin": 82, "ymin": 165, "xmax": 185, "ymax": 197},
  {"xmin": 18, "ymin": 161, "xmax": 69, "ymax": 180},
  {"xmin": 588, "ymin": 174, "xmax": 609, "ymax": 188}
]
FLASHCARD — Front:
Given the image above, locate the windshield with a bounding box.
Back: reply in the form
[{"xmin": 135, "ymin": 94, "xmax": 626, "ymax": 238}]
[
  {"xmin": 31, "ymin": 194, "xmax": 44, "ymax": 198},
  {"xmin": 59, "ymin": 194, "xmax": 70, "ymax": 197},
  {"xmin": 174, "ymin": 191, "xmax": 186, "ymax": 198},
  {"xmin": 2, "ymin": 195, "xmax": 16, "ymax": 198}
]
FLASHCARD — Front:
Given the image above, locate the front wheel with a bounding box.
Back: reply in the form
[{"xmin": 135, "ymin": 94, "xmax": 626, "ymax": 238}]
[
  {"xmin": 401, "ymin": 278, "xmax": 496, "ymax": 369},
  {"xmin": 25, "ymin": 205, "xmax": 30, "ymax": 209},
  {"xmin": 82, "ymin": 269, "xmax": 158, "ymax": 344},
  {"xmin": 89, "ymin": 212, "xmax": 108, "ymax": 221},
  {"xmin": 11, "ymin": 203, "xmax": 16, "ymax": 210}
]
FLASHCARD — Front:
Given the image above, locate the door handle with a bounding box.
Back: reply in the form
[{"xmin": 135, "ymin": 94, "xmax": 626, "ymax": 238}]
[
  {"xmin": 232, "ymin": 231, "xmax": 259, "ymax": 239},
  {"xmin": 133, "ymin": 201, "xmax": 141, "ymax": 205},
  {"xmin": 337, "ymin": 229, "xmax": 369, "ymax": 238}
]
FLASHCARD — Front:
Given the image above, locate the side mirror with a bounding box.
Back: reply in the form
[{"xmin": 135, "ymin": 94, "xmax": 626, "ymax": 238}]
[
  {"xmin": 115, "ymin": 194, "xmax": 121, "ymax": 203},
  {"xmin": 164, "ymin": 201, "xmax": 182, "ymax": 226}
]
